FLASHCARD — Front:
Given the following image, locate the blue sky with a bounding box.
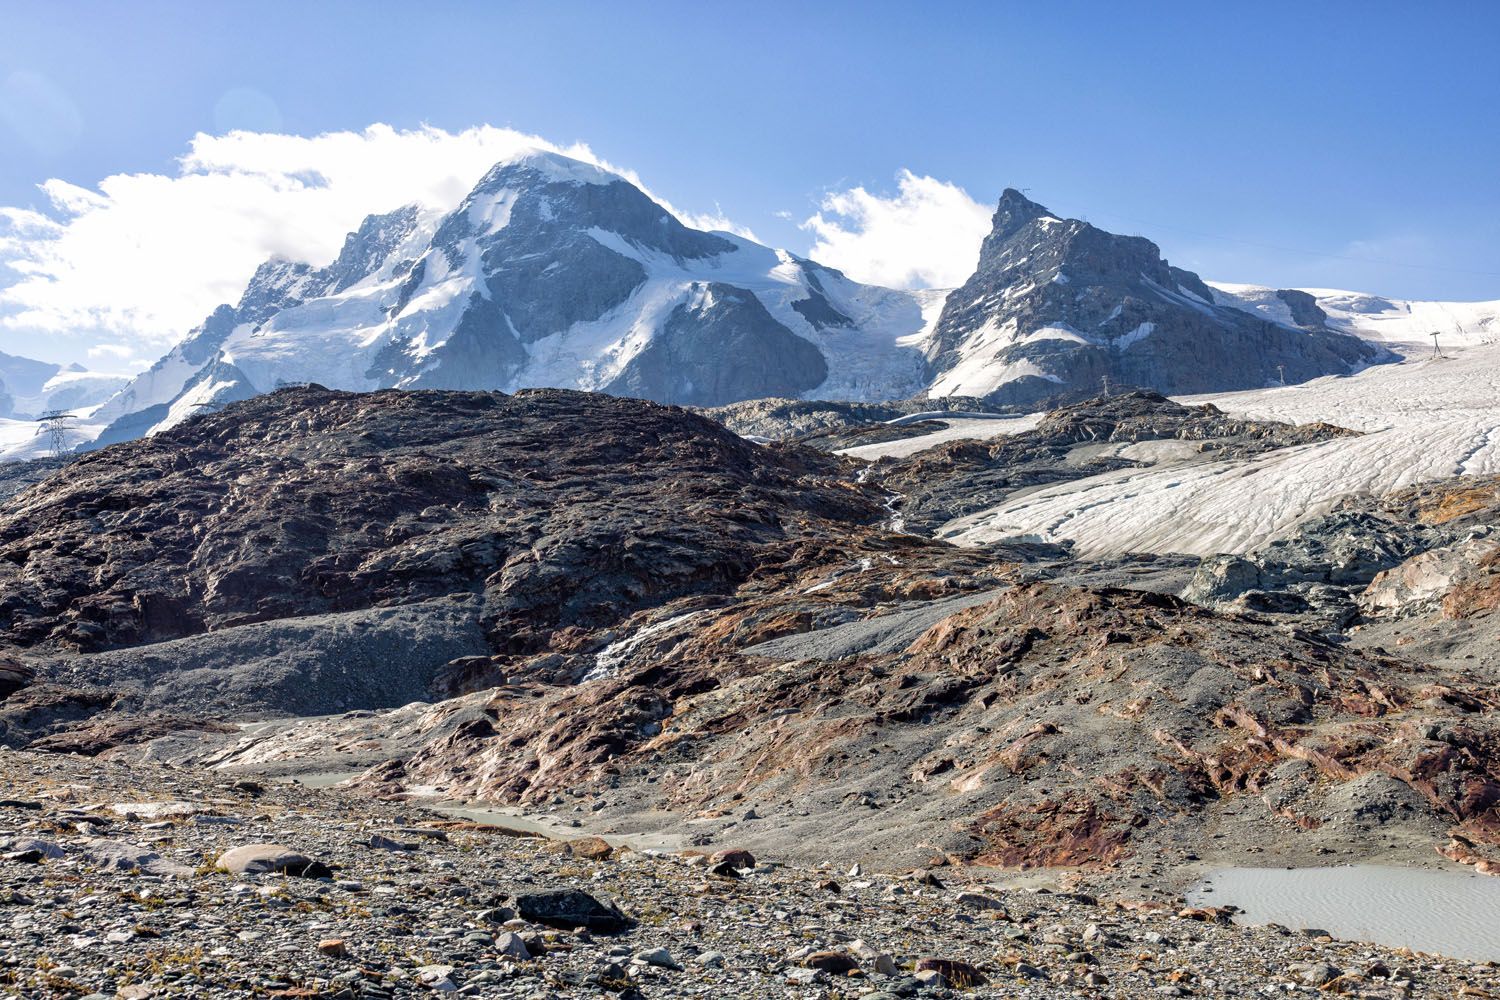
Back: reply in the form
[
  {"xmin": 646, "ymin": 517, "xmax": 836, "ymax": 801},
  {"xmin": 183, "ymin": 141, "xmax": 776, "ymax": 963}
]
[{"xmin": 1, "ymin": 0, "xmax": 1497, "ymax": 367}]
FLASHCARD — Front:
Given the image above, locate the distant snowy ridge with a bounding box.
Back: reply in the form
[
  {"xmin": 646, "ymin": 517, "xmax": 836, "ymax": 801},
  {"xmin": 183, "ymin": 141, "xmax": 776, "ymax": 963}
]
[
  {"xmin": 0, "ymin": 351, "xmax": 129, "ymax": 463},
  {"xmin": 920, "ymin": 190, "xmax": 1388, "ymax": 404},
  {"xmin": 1209, "ymin": 282, "xmax": 1500, "ymax": 355}
]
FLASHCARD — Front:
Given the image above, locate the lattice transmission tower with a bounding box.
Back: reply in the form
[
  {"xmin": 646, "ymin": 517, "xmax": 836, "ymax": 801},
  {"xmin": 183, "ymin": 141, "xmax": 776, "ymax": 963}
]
[{"xmin": 34, "ymin": 410, "xmax": 75, "ymax": 459}]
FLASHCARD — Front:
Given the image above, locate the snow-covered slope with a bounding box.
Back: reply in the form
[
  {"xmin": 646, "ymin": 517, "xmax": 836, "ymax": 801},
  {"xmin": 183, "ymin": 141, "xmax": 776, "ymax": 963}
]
[
  {"xmin": 1210, "ymin": 282, "xmax": 1500, "ymax": 356},
  {"xmin": 838, "ymin": 413, "xmax": 1045, "ymax": 460},
  {"xmin": 89, "ymin": 150, "xmax": 931, "ymax": 444},
  {"xmin": 938, "ymin": 341, "xmax": 1500, "ymax": 556},
  {"xmin": 0, "ymin": 413, "xmax": 107, "ymax": 462},
  {"xmin": 0, "ymin": 351, "xmax": 128, "ymax": 420}
]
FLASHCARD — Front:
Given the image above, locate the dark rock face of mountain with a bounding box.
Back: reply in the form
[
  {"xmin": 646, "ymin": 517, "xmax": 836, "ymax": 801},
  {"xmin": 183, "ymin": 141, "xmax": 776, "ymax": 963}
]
[
  {"xmin": 604, "ymin": 284, "xmax": 828, "ymax": 406},
  {"xmin": 924, "ymin": 190, "xmax": 1387, "ymax": 404},
  {"xmin": 326, "ymin": 204, "xmax": 424, "ymax": 294},
  {"xmin": 0, "ymin": 386, "xmax": 881, "ymax": 666}
]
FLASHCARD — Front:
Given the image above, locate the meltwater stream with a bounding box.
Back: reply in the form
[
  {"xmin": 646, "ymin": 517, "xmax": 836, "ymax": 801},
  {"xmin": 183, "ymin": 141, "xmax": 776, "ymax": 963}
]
[{"xmin": 1187, "ymin": 866, "xmax": 1500, "ymax": 962}]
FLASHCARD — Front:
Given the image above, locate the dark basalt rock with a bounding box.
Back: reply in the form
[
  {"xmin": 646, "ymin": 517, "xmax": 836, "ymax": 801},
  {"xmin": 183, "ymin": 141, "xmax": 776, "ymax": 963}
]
[
  {"xmin": 0, "ymin": 660, "xmax": 32, "ymax": 700},
  {"xmin": 605, "ymin": 283, "xmax": 828, "ymax": 406},
  {"xmin": 516, "ymin": 889, "xmax": 634, "ymax": 933}
]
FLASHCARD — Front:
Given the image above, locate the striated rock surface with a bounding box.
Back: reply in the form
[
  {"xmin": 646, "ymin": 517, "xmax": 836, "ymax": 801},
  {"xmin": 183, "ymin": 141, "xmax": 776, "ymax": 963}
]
[{"xmin": 924, "ymin": 189, "xmax": 1387, "ymax": 404}]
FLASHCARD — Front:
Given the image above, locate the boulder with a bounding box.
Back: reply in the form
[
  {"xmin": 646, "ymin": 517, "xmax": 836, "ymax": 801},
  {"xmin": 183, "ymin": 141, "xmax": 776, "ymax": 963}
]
[
  {"xmin": 709, "ymin": 847, "xmax": 755, "ymax": 869},
  {"xmin": 515, "ymin": 889, "xmax": 633, "ymax": 933},
  {"xmin": 0, "ymin": 660, "xmax": 33, "ymax": 700},
  {"xmin": 915, "ymin": 958, "xmax": 988, "ymax": 987},
  {"xmin": 0, "ymin": 837, "xmax": 65, "ymax": 861},
  {"xmin": 494, "ymin": 931, "xmax": 531, "ymax": 960},
  {"xmin": 803, "ymin": 951, "xmax": 859, "ymax": 974},
  {"xmin": 83, "ymin": 840, "xmax": 193, "ymax": 878},
  {"xmin": 216, "ymin": 844, "xmax": 331, "ymax": 878},
  {"xmin": 553, "ymin": 835, "xmax": 612, "ymax": 860},
  {"xmin": 633, "ymin": 947, "xmax": 679, "ymax": 969}
]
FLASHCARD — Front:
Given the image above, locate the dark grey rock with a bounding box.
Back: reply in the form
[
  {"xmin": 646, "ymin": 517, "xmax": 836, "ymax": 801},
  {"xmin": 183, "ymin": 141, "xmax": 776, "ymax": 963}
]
[{"xmin": 515, "ymin": 889, "xmax": 634, "ymax": 933}]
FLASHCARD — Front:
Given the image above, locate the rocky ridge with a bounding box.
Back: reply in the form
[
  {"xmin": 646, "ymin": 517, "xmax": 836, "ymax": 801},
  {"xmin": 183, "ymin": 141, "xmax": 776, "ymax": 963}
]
[
  {"xmin": 877, "ymin": 390, "xmax": 1360, "ymax": 535},
  {"xmin": 2, "ymin": 388, "xmax": 1497, "ymax": 900}
]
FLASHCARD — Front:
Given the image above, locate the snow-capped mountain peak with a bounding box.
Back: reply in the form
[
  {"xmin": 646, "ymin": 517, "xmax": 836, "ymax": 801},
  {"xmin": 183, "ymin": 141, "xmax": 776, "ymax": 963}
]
[
  {"xmin": 86, "ymin": 153, "xmax": 935, "ymax": 445},
  {"xmin": 923, "ymin": 190, "xmax": 1388, "ymax": 403}
]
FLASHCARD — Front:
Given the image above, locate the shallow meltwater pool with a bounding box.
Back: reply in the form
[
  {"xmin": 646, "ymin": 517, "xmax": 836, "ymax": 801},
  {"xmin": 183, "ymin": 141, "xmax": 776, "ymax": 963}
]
[{"xmin": 1187, "ymin": 865, "xmax": 1500, "ymax": 962}]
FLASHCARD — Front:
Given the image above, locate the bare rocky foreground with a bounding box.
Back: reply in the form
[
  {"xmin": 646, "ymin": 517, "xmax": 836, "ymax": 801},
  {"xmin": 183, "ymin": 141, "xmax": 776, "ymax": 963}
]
[
  {"xmin": 0, "ymin": 386, "xmax": 1498, "ymax": 994},
  {"xmin": 2, "ymin": 751, "xmax": 1494, "ymax": 999}
]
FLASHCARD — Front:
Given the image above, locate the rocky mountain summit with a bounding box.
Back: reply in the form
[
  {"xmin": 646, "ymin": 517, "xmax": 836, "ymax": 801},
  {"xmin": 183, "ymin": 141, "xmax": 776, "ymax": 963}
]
[{"xmin": 922, "ymin": 189, "xmax": 1387, "ymax": 404}]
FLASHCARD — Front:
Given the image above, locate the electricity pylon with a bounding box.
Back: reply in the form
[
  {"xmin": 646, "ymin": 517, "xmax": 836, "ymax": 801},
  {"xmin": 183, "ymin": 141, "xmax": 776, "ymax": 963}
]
[{"xmin": 34, "ymin": 410, "xmax": 75, "ymax": 458}]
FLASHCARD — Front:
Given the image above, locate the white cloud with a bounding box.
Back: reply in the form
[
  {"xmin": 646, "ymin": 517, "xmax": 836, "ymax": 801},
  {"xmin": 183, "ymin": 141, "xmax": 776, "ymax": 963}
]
[
  {"xmin": 0, "ymin": 123, "xmax": 748, "ymax": 364},
  {"xmin": 676, "ymin": 204, "xmax": 758, "ymax": 242},
  {"xmin": 802, "ymin": 170, "xmax": 992, "ymax": 289}
]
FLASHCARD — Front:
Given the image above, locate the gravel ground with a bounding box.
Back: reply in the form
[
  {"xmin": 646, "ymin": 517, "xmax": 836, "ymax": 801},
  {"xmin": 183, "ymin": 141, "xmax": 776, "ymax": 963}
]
[{"xmin": 2, "ymin": 749, "xmax": 1495, "ymax": 999}]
